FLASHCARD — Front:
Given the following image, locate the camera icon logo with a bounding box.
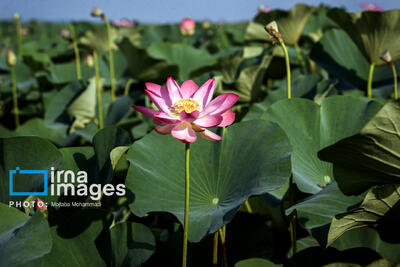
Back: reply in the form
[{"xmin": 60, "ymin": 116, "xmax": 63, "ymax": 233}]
[{"xmin": 9, "ymin": 167, "xmax": 48, "ymax": 196}]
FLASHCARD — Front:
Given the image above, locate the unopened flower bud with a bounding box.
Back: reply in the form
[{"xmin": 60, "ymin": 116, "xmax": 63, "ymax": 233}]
[
  {"xmin": 86, "ymin": 54, "xmax": 94, "ymax": 67},
  {"xmin": 180, "ymin": 17, "xmax": 195, "ymax": 36},
  {"xmin": 34, "ymin": 198, "xmax": 47, "ymax": 211},
  {"xmin": 7, "ymin": 50, "xmax": 17, "ymax": 66},
  {"xmin": 91, "ymin": 7, "xmax": 103, "ymax": 17},
  {"xmin": 264, "ymin": 21, "xmax": 280, "ymax": 45},
  {"xmin": 13, "ymin": 13, "xmax": 20, "ymax": 22},
  {"xmin": 202, "ymin": 21, "xmax": 211, "ymax": 29},
  {"xmin": 380, "ymin": 50, "xmax": 392, "ymax": 64},
  {"xmin": 60, "ymin": 29, "xmax": 70, "ymax": 39}
]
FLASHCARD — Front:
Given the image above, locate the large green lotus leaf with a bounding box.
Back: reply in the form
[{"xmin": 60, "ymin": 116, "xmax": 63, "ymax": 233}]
[
  {"xmin": 44, "ymin": 81, "xmax": 86, "ymax": 129},
  {"xmin": 28, "ymin": 209, "xmax": 108, "ymax": 266},
  {"xmin": 43, "ymin": 54, "xmax": 117, "ymax": 85},
  {"xmin": 327, "ymin": 184, "xmax": 400, "ymax": 246},
  {"xmin": 140, "ymin": 24, "xmax": 182, "ymax": 48},
  {"xmin": 105, "ymin": 95, "xmax": 132, "ymax": 126},
  {"xmin": 235, "ymin": 258, "xmax": 281, "ymax": 267},
  {"xmin": 261, "ymin": 96, "xmax": 383, "ymax": 194},
  {"xmin": 331, "ymin": 228, "xmax": 400, "ymax": 263},
  {"xmin": 324, "ymin": 259, "xmax": 400, "ymax": 267},
  {"xmin": 93, "ymin": 126, "xmax": 131, "ymax": 184},
  {"xmin": 0, "ymin": 203, "xmax": 28, "ymax": 236},
  {"xmin": 0, "ymin": 136, "xmax": 63, "ymax": 204},
  {"xmin": 310, "ymin": 29, "xmax": 393, "ymax": 89},
  {"xmin": 244, "ymin": 72, "xmax": 323, "ymax": 121},
  {"xmin": 110, "ymin": 222, "xmax": 156, "ymax": 267},
  {"xmin": 36, "ymin": 146, "xmax": 96, "ymax": 205},
  {"xmin": 117, "ymin": 27, "xmax": 141, "ymax": 47},
  {"xmin": 80, "ymin": 26, "xmax": 118, "ymax": 54},
  {"xmin": 44, "ymin": 61, "xmax": 96, "ymax": 84},
  {"xmin": 286, "ymin": 246, "xmax": 383, "ymax": 267},
  {"xmin": 147, "ymin": 42, "xmax": 217, "ymax": 80},
  {"xmin": 67, "ymin": 77, "xmax": 100, "ymax": 133},
  {"xmin": 224, "ymin": 23, "xmax": 247, "ymax": 44},
  {"xmin": 286, "ymin": 181, "xmax": 365, "ymax": 230},
  {"xmin": 102, "ymin": 50, "xmax": 128, "ymax": 87},
  {"xmin": 0, "ymin": 118, "xmax": 69, "ymax": 147},
  {"xmin": 318, "ymin": 102, "xmax": 400, "ymax": 195},
  {"xmin": 0, "ymin": 61, "xmax": 36, "ymax": 92},
  {"xmin": 0, "ymin": 212, "xmax": 51, "ymax": 266},
  {"xmin": 302, "ymin": 6, "xmax": 337, "ymax": 42},
  {"xmin": 118, "ymin": 37, "xmax": 177, "ymax": 82},
  {"xmin": 246, "ymin": 4, "xmax": 316, "ymax": 45},
  {"xmin": 327, "ymin": 8, "xmax": 400, "ymax": 65},
  {"xmin": 215, "ymin": 53, "xmax": 273, "ymax": 102},
  {"xmin": 126, "ymin": 120, "xmax": 292, "ymax": 242}
]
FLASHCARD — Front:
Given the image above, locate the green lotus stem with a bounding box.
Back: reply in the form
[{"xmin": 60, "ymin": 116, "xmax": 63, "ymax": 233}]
[
  {"xmin": 182, "ymin": 142, "xmax": 190, "ymax": 267},
  {"xmin": 10, "ymin": 67, "xmax": 20, "ymax": 129},
  {"xmin": 213, "ymin": 231, "xmax": 218, "ymax": 267},
  {"xmin": 124, "ymin": 78, "xmax": 134, "ymax": 96},
  {"xmin": 294, "ymin": 43, "xmax": 305, "ymax": 67},
  {"xmin": 392, "ymin": 64, "xmax": 398, "ymax": 100},
  {"xmin": 367, "ymin": 63, "xmax": 375, "ymax": 98},
  {"xmin": 278, "ymin": 38, "xmax": 291, "ymax": 99},
  {"xmin": 94, "ymin": 51, "xmax": 103, "ymax": 129},
  {"xmin": 219, "ymin": 227, "xmax": 228, "ymax": 267},
  {"xmin": 69, "ymin": 24, "xmax": 82, "ymax": 80},
  {"xmin": 244, "ymin": 199, "xmax": 253, "ymax": 213},
  {"xmin": 289, "ymin": 216, "xmax": 297, "ymax": 255},
  {"xmin": 288, "ymin": 175, "xmax": 297, "ymax": 256},
  {"xmin": 104, "ymin": 16, "xmax": 116, "ymax": 102},
  {"xmin": 15, "ymin": 19, "xmax": 22, "ymax": 57}
]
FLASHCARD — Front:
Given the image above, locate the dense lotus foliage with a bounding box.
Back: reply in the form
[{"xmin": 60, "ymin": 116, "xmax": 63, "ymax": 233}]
[{"xmin": 0, "ymin": 3, "xmax": 400, "ymax": 267}]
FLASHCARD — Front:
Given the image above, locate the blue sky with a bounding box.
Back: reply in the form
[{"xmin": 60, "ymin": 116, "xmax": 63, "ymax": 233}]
[{"xmin": 0, "ymin": 0, "xmax": 398, "ymax": 23}]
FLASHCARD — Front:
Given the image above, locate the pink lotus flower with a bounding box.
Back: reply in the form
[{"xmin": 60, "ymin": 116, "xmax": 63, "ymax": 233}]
[
  {"xmin": 113, "ymin": 19, "xmax": 135, "ymax": 28},
  {"xmin": 361, "ymin": 3, "xmax": 383, "ymax": 11},
  {"xmin": 257, "ymin": 5, "xmax": 271, "ymax": 14},
  {"xmin": 133, "ymin": 78, "xmax": 239, "ymax": 143},
  {"xmin": 60, "ymin": 29, "xmax": 70, "ymax": 39},
  {"xmin": 180, "ymin": 17, "xmax": 195, "ymax": 36}
]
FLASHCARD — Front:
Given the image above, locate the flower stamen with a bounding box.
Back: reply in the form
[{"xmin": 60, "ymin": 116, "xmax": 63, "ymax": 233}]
[{"xmin": 171, "ymin": 98, "xmax": 200, "ymax": 114}]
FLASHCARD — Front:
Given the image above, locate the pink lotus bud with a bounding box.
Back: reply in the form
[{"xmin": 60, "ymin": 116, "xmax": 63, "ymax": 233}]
[
  {"xmin": 34, "ymin": 198, "xmax": 47, "ymax": 211},
  {"xmin": 7, "ymin": 50, "xmax": 16, "ymax": 66},
  {"xmin": 20, "ymin": 28, "xmax": 29, "ymax": 36},
  {"xmin": 180, "ymin": 17, "xmax": 195, "ymax": 36},
  {"xmin": 60, "ymin": 29, "xmax": 70, "ymax": 39},
  {"xmin": 86, "ymin": 54, "xmax": 94, "ymax": 67},
  {"xmin": 91, "ymin": 7, "xmax": 103, "ymax": 17}
]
